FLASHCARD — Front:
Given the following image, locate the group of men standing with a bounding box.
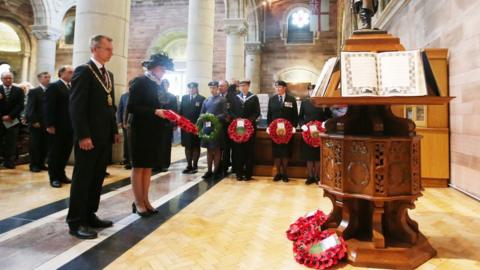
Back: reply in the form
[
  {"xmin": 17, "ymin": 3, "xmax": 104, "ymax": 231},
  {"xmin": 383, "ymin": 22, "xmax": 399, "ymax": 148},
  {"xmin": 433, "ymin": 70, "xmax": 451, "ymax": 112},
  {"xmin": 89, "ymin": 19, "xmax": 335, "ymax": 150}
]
[{"xmin": 0, "ymin": 67, "xmax": 75, "ymax": 188}]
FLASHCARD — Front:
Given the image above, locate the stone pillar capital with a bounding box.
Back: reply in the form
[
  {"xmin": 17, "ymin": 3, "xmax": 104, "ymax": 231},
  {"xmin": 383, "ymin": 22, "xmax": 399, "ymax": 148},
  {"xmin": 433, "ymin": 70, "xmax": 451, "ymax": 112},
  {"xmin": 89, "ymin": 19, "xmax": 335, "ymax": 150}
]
[
  {"xmin": 223, "ymin": 18, "xmax": 248, "ymax": 36},
  {"xmin": 31, "ymin": 25, "xmax": 62, "ymax": 41},
  {"xmin": 245, "ymin": 42, "xmax": 263, "ymax": 54}
]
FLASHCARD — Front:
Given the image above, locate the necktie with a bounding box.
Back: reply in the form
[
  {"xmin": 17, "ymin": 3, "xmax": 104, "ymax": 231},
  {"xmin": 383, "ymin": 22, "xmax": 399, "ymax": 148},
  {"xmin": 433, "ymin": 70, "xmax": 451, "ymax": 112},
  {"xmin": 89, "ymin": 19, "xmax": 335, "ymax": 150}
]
[
  {"xmin": 100, "ymin": 66, "xmax": 108, "ymax": 83},
  {"xmin": 279, "ymin": 95, "xmax": 283, "ymax": 104},
  {"xmin": 5, "ymin": 87, "xmax": 11, "ymax": 99}
]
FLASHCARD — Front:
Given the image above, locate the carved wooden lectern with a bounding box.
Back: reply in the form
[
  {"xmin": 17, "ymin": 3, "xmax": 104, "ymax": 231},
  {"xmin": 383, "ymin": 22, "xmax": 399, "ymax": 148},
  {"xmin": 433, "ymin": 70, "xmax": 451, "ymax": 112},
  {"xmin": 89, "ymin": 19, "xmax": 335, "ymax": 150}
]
[{"xmin": 311, "ymin": 32, "xmax": 453, "ymax": 269}]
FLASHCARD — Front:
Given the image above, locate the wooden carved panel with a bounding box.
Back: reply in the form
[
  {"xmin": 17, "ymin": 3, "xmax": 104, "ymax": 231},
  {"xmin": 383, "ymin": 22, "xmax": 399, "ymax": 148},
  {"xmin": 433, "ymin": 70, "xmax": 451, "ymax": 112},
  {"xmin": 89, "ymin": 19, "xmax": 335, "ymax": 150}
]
[
  {"xmin": 387, "ymin": 141, "xmax": 412, "ymax": 195},
  {"xmin": 322, "ymin": 139, "xmax": 344, "ymax": 190},
  {"xmin": 411, "ymin": 139, "xmax": 421, "ymax": 194},
  {"xmin": 374, "ymin": 143, "xmax": 386, "ymax": 195},
  {"xmin": 345, "ymin": 141, "xmax": 371, "ymax": 194}
]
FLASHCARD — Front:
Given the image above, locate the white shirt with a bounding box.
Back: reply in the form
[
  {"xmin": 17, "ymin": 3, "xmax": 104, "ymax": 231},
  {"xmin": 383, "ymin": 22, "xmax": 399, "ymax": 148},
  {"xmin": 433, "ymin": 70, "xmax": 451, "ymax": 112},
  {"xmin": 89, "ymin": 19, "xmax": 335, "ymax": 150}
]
[
  {"xmin": 60, "ymin": 79, "xmax": 70, "ymax": 89},
  {"xmin": 90, "ymin": 57, "xmax": 104, "ymax": 70},
  {"xmin": 40, "ymin": 84, "xmax": 47, "ymax": 91}
]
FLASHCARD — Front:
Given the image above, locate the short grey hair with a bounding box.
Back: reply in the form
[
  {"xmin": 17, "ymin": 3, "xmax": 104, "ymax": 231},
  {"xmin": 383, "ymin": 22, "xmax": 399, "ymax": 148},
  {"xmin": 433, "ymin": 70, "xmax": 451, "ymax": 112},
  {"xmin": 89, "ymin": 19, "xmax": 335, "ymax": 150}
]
[
  {"xmin": 1, "ymin": 71, "xmax": 13, "ymax": 79},
  {"xmin": 89, "ymin": 35, "xmax": 113, "ymax": 49}
]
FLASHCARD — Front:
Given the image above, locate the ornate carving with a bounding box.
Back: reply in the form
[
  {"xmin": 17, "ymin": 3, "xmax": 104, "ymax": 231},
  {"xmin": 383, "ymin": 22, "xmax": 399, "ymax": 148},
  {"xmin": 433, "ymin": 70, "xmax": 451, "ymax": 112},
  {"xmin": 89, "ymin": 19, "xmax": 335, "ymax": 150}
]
[
  {"xmin": 374, "ymin": 143, "xmax": 385, "ymax": 194},
  {"xmin": 333, "ymin": 140, "xmax": 343, "ymax": 190},
  {"xmin": 348, "ymin": 161, "xmax": 370, "ymax": 187},
  {"xmin": 411, "ymin": 140, "xmax": 421, "ymax": 194},
  {"xmin": 31, "ymin": 25, "xmax": 62, "ymax": 41},
  {"xmin": 223, "ymin": 19, "xmax": 248, "ymax": 36},
  {"xmin": 388, "ymin": 161, "xmax": 409, "ymax": 186},
  {"xmin": 350, "ymin": 141, "xmax": 368, "ymax": 154},
  {"xmin": 245, "ymin": 42, "xmax": 262, "ymax": 54}
]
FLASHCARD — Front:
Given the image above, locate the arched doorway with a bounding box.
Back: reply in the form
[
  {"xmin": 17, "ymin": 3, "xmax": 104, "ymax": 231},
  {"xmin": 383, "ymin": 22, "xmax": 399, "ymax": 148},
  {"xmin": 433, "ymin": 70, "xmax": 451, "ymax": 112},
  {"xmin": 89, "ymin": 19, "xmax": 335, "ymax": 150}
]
[{"xmin": 0, "ymin": 21, "xmax": 29, "ymax": 83}]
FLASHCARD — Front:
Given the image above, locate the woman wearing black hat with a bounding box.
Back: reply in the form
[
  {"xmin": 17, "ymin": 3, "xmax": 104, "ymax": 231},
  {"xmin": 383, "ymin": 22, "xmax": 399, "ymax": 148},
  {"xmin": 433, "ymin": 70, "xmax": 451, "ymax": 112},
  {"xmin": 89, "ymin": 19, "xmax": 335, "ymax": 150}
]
[
  {"xmin": 200, "ymin": 81, "xmax": 227, "ymax": 179},
  {"xmin": 179, "ymin": 82, "xmax": 205, "ymax": 174},
  {"xmin": 267, "ymin": 80, "xmax": 298, "ymax": 182},
  {"xmin": 127, "ymin": 52, "xmax": 174, "ymax": 217}
]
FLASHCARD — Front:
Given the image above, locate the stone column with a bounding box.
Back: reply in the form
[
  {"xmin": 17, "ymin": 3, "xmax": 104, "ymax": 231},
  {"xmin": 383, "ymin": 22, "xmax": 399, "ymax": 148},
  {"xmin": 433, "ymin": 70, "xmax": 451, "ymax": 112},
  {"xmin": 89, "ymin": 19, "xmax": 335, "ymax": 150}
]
[
  {"xmin": 72, "ymin": 0, "xmax": 131, "ymax": 162},
  {"xmin": 245, "ymin": 42, "xmax": 262, "ymax": 93},
  {"xmin": 186, "ymin": 0, "xmax": 215, "ymax": 96},
  {"xmin": 225, "ymin": 19, "xmax": 248, "ymax": 82},
  {"xmin": 21, "ymin": 52, "xmax": 30, "ymax": 82},
  {"xmin": 32, "ymin": 25, "xmax": 61, "ymax": 76}
]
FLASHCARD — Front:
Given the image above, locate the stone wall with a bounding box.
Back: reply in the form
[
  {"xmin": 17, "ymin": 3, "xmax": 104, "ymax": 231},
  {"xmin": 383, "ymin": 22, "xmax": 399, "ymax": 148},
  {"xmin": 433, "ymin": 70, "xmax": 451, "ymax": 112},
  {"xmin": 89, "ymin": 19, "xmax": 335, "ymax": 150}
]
[
  {"xmin": 384, "ymin": 0, "xmax": 480, "ymax": 198},
  {"xmin": 260, "ymin": 0, "xmax": 337, "ymax": 94}
]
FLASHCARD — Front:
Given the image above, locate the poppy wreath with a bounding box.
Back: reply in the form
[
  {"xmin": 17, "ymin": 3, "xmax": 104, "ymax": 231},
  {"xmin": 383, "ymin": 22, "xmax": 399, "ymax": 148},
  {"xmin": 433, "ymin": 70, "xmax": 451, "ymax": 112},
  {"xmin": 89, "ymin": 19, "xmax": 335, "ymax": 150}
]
[
  {"xmin": 292, "ymin": 229, "xmax": 347, "ymax": 270},
  {"xmin": 196, "ymin": 113, "xmax": 222, "ymax": 143},
  {"xmin": 163, "ymin": 110, "xmax": 198, "ymax": 135},
  {"xmin": 301, "ymin": 121, "xmax": 326, "ymax": 148},
  {"xmin": 228, "ymin": 118, "xmax": 254, "ymax": 143},
  {"xmin": 286, "ymin": 210, "xmax": 329, "ymax": 242},
  {"xmin": 267, "ymin": 118, "xmax": 294, "ymax": 144}
]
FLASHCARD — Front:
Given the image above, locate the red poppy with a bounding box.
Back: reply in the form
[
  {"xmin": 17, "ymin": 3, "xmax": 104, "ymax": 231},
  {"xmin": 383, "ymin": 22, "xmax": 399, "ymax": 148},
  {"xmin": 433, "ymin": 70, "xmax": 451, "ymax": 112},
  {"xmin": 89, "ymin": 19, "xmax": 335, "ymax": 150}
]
[
  {"xmin": 268, "ymin": 118, "xmax": 294, "ymax": 144},
  {"xmin": 301, "ymin": 121, "xmax": 325, "ymax": 148},
  {"xmin": 228, "ymin": 118, "xmax": 255, "ymax": 143},
  {"xmin": 163, "ymin": 110, "xmax": 198, "ymax": 135}
]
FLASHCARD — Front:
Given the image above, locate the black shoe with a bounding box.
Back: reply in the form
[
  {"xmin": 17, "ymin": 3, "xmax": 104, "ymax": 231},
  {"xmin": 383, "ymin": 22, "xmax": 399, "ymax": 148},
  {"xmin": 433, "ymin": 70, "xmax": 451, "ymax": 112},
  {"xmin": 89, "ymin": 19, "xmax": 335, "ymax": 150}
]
[
  {"xmin": 105, "ymin": 172, "xmax": 110, "ymax": 177},
  {"xmin": 244, "ymin": 176, "xmax": 253, "ymax": 181},
  {"xmin": 40, "ymin": 164, "xmax": 48, "ymax": 170},
  {"xmin": 315, "ymin": 177, "xmax": 320, "ymax": 184},
  {"xmin": 4, "ymin": 162, "xmax": 15, "ymax": 169},
  {"xmin": 236, "ymin": 175, "xmax": 245, "ymax": 181},
  {"xmin": 202, "ymin": 171, "xmax": 213, "ymax": 179},
  {"xmin": 30, "ymin": 166, "xmax": 42, "ymax": 173},
  {"xmin": 213, "ymin": 171, "xmax": 223, "ymax": 180},
  {"xmin": 69, "ymin": 226, "xmax": 97, "ymax": 239},
  {"xmin": 120, "ymin": 160, "xmax": 128, "ymax": 165},
  {"xmin": 124, "ymin": 164, "xmax": 132, "ymax": 170},
  {"xmin": 88, "ymin": 215, "xmax": 113, "ymax": 228},
  {"xmin": 132, "ymin": 203, "xmax": 153, "ymax": 217},
  {"xmin": 273, "ymin": 174, "xmax": 282, "ymax": 182},
  {"xmin": 190, "ymin": 167, "xmax": 198, "ymax": 174},
  {"xmin": 61, "ymin": 177, "xmax": 72, "ymax": 184},
  {"xmin": 148, "ymin": 208, "xmax": 159, "ymax": 214},
  {"xmin": 50, "ymin": 180, "xmax": 62, "ymax": 188},
  {"xmin": 182, "ymin": 166, "xmax": 193, "ymax": 174},
  {"xmin": 305, "ymin": 177, "xmax": 316, "ymax": 185},
  {"xmin": 282, "ymin": 175, "xmax": 289, "ymax": 182}
]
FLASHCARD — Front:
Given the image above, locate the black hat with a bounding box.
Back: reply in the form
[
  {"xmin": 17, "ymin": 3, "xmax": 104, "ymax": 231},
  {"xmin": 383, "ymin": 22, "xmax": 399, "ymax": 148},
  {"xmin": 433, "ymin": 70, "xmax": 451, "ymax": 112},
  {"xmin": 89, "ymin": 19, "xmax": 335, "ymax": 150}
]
[
  {"xmin": 142, "ymin": 52, "xmax": 174, "ymax": 71},
  {"xmin": 275, "ymin": 80, "xmax": 287, "ymax": 87},
  {"xmin": 208, "ymin": 80, "xmax": 219, "ymax": 87},
  {"xmin": 187, "ymin": 82, "xmax": 199, "ymax": 89},
  {"xmin": 239, "ymin": 80, "xmax": 251, "ymax": 85}
]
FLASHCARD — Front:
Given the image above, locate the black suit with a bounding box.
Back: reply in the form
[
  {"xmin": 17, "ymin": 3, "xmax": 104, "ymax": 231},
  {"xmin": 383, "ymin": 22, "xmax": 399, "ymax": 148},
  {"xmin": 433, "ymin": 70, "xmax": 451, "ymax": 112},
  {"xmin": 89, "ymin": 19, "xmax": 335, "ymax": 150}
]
[
  {"xmin": 179, "ymin": 94, "xmax": 205, "ymax": 148},
  {"xmin": 44, "ymin": 80, "xmax": 73, "ymax": 182},
  {"xmin": 221, "ymin": 89, "xmax": 237, "ymax": 172},
  {"xmin": 67, "ymin": 60, "xmax": 118, "ymax": 228},
  {"xmin": 230, "ymin": 92, "xmax": 260, "ymax": 178},
  {"xmin": 0, "ymin": 85, "xmax": 25, "ymax": 166},
  {"xmin": 267, "ymin": 93, "xmax": 299, "ymax": 158},
  {"xmin": 26, "ymin": 86, "xmax": 48, "ymax": 169}
]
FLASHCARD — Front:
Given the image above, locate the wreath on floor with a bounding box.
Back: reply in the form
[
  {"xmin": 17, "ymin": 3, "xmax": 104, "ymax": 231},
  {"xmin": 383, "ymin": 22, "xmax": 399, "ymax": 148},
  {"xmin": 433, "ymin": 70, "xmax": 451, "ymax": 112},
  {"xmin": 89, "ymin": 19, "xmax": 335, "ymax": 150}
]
[
  {"xmin": 228, "ymin": 118, "xmax": 254, "ymax": 143},
  {"xmin": 196, "ymin": 113, "xmax": 222, "ymax": 143},
  {"xmin": 267, "ymin": 118, "xmax": 295, "ymax": 144},
  {"xmin": 301, "ymin": 121, "xmax": 326, "ymax": 148},
  {"xmin": 286, "ymin": 210, "xmax": 347, "ymax": 269},
  {"xmin": 163, "ymin": 110, "xmax": 198, "ymax": 135}
]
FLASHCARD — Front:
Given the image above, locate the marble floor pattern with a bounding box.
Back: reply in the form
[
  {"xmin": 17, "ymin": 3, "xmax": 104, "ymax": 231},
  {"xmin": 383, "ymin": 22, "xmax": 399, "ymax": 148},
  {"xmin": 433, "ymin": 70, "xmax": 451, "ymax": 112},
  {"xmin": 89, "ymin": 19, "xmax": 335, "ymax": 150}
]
[{"xmin": 0, "ymin": 146, "xmax": 479, "ymax": 269}]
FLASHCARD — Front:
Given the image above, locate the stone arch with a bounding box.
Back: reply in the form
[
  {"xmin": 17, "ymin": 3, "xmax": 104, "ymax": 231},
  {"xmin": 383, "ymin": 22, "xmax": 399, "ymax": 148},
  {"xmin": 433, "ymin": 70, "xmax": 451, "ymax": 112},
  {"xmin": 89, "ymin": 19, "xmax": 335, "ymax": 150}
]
[{"xmin": 276, "ymin": 66, "xmax": 319, "ymax": 83}]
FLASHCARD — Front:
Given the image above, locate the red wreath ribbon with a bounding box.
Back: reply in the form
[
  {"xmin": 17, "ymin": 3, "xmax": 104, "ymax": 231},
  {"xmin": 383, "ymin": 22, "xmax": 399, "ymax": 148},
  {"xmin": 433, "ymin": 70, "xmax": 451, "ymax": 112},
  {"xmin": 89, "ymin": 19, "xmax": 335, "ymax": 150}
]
[
  {"xmin": 163, "ymin": 110, "xmax": 198, "ymax": 135},
  {"xmin": 301, "ymin": 121, "xmax": 325, "ymax": 148},
  {"xmin": 228, "ymin": 118, "xmax": 254, "ymax": 143},
  {"xmin": 267, "ymin": 118, "xmax": 294, "ymax": 144},
  {"xmin": 286, "ymin": 210, "xmax": 347, "ymax": 269}
]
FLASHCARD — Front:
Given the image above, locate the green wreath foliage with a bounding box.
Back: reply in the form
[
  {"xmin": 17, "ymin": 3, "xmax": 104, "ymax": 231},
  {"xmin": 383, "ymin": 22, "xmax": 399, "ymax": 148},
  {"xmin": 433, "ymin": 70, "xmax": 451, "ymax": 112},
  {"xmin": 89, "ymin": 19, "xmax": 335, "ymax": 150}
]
[{"xmin": 196, "ymin": 113, "xmax": 222, "ymax": 143}]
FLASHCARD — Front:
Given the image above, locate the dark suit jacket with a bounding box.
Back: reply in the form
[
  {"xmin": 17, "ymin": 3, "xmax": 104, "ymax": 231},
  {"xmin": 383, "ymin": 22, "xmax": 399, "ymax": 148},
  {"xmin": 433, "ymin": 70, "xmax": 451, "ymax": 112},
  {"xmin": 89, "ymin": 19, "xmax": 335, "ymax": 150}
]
[
  {"xmin": 298, "ymin": 99, "xmax": 332, "ymax": 126},
  {"xmin": 69, "ymin": 60, "xmax": 118, "ymax": 143},
  {"xmin": 230, "ymin": 92, "xmax": 261, "ymax": 125},
  {"xmin": 26, "ymin": 86, "xmax": 46, "ymax": 127},
  {"xmin": 44, "ymin": 80, "xmax": 73, "ymax": 134},
  {"xmin": 0, "ymin": 85, "xmax": 25, "ymax": 121},
  {"xmin": 179, "ymin": 94, "xmax": 205, "ymax": 124},
  {"xmin": 267, "ymin": 93, "xmax": 299, "ymax": 127}
]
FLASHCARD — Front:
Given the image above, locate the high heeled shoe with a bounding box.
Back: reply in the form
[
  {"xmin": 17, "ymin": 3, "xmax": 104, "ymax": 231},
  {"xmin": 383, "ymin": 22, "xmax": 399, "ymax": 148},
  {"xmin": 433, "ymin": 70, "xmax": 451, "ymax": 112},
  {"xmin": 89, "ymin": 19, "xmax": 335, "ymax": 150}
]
[
  {"xmin": 132, "ymin": 202, "xmax": 153, "ymax": 217},
  {"xmin": 148, "ymin": 208, "xmax": 159, "ymax": 214}
]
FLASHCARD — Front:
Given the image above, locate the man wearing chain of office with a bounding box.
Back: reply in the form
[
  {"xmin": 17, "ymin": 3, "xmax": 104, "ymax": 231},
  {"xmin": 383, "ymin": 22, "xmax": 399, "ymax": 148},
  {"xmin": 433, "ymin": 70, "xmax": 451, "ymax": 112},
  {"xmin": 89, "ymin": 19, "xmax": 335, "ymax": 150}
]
[{"xmin": 352, "ymin": 0, "xmax": 379, "ymax": 30}]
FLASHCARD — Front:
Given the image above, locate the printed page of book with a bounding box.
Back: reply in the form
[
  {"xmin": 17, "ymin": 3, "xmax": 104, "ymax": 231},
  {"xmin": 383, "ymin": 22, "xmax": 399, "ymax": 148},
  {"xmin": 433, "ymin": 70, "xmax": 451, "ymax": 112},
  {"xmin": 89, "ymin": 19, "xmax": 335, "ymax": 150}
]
[
  {"xmin": 341, "ymin": 52, "xmax": 379, "ymax": 96},
  {"xmin": 312, "ymin": 57, "xmax": 337, "ymax": 97},
  {"xmin": 377, "ymin": 50, "xmax": 427, "ymax": 96}
]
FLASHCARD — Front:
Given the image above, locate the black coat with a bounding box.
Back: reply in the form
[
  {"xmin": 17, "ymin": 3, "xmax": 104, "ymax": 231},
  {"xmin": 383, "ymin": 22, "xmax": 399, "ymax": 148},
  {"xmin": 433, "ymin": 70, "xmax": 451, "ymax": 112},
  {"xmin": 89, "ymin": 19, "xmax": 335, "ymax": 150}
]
[
  {"xmin": 44, "ymin": 80, "xmax": 73, "ymax": 134},
  {"xmin": 127, "ymin": 75, "xmax": 164, "ymax": 167},
  {"xmin": 25, "ymin": 86, "xmax": 46, "ymax": 127},
  {"xmin": 179, "ymin": 94, "xmax": 205, "ymax": 148},
  {"xmin": 267, "ymin": 94, "xmax": 298, "ymax": 127},
  {"xmin": 0, "ymin": 85, "xmax": 25, "ymax": 121},
  {"xmin": 69, "ymin": 60, "xmax": 118, "ymax": 144},
  {"xmin": 298, "ymin": 99, "xmax": 332, "ymax": 161},
  {"xmin": 230, "ymin": 92, "xmax": 261, "ymax": 126},
  {"xmin": 222, "ymin": 89, "xmax": 237, "ymax": 122}
]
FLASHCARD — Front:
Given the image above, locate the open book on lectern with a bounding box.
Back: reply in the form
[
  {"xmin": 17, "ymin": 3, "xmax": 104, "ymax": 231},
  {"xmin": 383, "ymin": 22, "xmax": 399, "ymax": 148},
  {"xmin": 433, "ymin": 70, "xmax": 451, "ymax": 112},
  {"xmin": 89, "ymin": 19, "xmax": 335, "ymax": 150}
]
[{"xmin": 340, "ymin": 50, "xmax": 439, "ymax": 97}]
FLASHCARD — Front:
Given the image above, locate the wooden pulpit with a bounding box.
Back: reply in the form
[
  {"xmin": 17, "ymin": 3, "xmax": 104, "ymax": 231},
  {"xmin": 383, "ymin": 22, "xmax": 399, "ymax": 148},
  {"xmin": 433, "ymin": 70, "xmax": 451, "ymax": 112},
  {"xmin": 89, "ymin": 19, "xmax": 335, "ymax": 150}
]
[{"xmin": 311, "ymin": 32, "xmax": 453, "ymax": 269}]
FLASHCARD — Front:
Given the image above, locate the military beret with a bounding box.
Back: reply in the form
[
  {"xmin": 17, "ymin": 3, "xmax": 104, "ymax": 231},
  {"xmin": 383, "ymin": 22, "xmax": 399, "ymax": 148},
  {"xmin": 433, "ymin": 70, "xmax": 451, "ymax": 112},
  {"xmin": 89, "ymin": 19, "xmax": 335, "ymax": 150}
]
[
  {"xmin": 208, "ymin": 80, "xmax": 219, "ymax": 87},
  {"xmin": 187, "ymin": 82, "xmax": 199, "ymax": 89}
]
